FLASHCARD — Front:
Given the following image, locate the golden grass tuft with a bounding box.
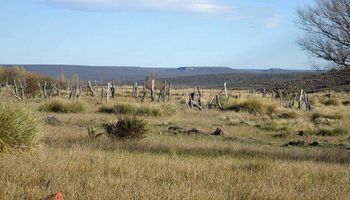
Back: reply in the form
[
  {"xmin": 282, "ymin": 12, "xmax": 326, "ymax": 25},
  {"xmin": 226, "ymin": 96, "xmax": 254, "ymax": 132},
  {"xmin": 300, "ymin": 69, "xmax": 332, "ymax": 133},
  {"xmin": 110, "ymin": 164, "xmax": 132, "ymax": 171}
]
[{"xmin": 0, "ymin": 102, "xmax": 41, "ymax": 152}]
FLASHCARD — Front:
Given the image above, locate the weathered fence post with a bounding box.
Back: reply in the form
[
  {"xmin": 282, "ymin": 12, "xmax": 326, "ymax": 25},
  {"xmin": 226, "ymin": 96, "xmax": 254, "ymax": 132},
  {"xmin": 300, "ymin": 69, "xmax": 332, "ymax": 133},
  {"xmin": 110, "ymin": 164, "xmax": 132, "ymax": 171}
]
[
  {"xmin": 141, "ymin": 81, "xmax": 147, "ymax": 103},
  {"xmin": 304, "ymin": 92, "xmax": 312, "ymax": 111},
  {"xmin": 101, "ymin": 88, "xmax": 104, "ymax": 104},
  {"xmin": 132, "ymin": 82, "xmax": 138, "ymax": 99},
  {"xmin": 224, "ymin": 82, "xmax": 228, "ymax": 97},
  {"xmin": 298, "ymin": 89, "xmax": 304, "ymax": 110},
  {"xmin": 87, "ymin": 81, "xmax": 95, "ymax": 97},
  {"xmin": 111, "ymin": 81, "xmax": 116, "ymax": 98},
  {"xmin": 17, "ymin": 79, "xmax": 25, "ymax": 100},
  {"xmin": 43, "ymin": 81, "xmax": 48, "ymax": 100},
  {"xmin": 167, "ymin": 82, "xmax": 172, "ymax": 101},
  {"xmin": 151, "ymin": 79, "xmax": 155, "ymax": 102},
  {"xmin": 106, "ymin": 82, "xmax": 111, "ymax": 103}
]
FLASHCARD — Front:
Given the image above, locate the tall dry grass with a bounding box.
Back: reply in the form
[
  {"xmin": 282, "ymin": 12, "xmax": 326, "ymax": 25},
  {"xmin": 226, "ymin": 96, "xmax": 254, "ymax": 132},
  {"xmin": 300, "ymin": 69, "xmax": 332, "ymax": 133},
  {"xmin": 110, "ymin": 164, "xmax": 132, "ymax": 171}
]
[
  {"xmin": 0, "ymin": 91, "xmax": 349, "ymax": 199},
  {"xmin": 0, "ymin": 102, "xmax": 41, "ymax": 152}
]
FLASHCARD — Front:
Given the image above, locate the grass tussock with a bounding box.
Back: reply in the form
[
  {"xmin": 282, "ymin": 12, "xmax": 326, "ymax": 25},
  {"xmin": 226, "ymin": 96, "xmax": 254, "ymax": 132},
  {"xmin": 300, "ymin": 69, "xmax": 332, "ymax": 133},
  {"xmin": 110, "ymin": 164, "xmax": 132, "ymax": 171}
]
[
  {"xmin": 311, "ymin": 112, "xmax": 343, "ymax": 122},
  {"xmin": 39, "ymin": 100, "xmax": 85, "ymax": 113},
  {"xmin": 316, "ymin": 127, "xmax": 349, "ymax": 136},
  {"xmin": 99, "ymin": 103, "xmax": 175, "ymax": 117},
  {"xmin": 323, "ymin": 98, "xmax": 342, "ymax": 106},
  {"xmin": 224, "ymin": 98, "xmax": 278, "ymax": 116},
  {"xmin": 279, "ymin": 111, "xmax": 298, "ymax": 119},
  {"xmin": 103, "ymin": 116, "xmax": 148, "ymax": 140},
  {"xmin": 0, "ymin": 102, "xmax": 41, "ymax": 152}
]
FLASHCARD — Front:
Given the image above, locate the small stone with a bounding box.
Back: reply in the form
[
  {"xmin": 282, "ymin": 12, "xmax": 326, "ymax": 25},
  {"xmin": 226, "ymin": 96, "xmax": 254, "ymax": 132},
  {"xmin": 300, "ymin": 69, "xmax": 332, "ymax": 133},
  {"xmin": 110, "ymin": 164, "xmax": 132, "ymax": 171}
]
[
  {"xmin": 168, "ymin": 126, "xmax": 183, "ymax": 134},
  {"xmin": 283, "ymin": 141, "xmax": 305, "ymax": 147},
  {"xmin": 44, "ymin": 192, "xmax": 63, "ymax": 200},
  {"xmin": 185, "ymin": 128, "xmax": 202, "ymax": 135},
  {"xmin": 46, "ymin": 116, "xmax": 62, "ymax": 125},
  {"xmin": 297, "ymin": 131, "xmax": 307, "ymax": 137},
  {"xmin": 309, "ymin": 141, "xmax": 320, "ymax": 147},
  {"xmin": 212, "ymin": 128, "xmax": 223, "ymax": 136}
]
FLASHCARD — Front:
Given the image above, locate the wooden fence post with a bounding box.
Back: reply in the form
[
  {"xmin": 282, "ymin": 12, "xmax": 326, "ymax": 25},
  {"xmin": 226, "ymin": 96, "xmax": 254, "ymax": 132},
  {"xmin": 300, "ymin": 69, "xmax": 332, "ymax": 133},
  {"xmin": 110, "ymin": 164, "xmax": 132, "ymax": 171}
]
[
  {"xmin": 298, "ymin": 89, "xmax": 304, "ymax": 110},
  {"xmin": 167, "ymin": 82, "xmax": 172, "ymax": 101},
  {"xmin": 106, "ymin": 82, "xmax": 111, "ymax": 103},
  {"xmin": 151, "ymin": 79, "xmax": 155, "ymax": 102},
  {"xmin": 87, "ymin": 81, "xmax": 95, "ymax": 97}
]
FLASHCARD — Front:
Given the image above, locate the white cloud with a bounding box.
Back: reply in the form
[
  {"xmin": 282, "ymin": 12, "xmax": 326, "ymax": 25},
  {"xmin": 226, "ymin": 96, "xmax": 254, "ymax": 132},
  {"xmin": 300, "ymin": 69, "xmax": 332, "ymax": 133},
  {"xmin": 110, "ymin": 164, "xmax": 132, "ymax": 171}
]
[
  {"xmin": 40, "ymin": 0, "xmax": 233, "ymax": 14},
  {"xmin": 264, "ymin": 15, "xmax": 282, "ymax": 29},
  {"xmin": 39, "ymin": 0, "xmax": 283, "ymax": 29}
]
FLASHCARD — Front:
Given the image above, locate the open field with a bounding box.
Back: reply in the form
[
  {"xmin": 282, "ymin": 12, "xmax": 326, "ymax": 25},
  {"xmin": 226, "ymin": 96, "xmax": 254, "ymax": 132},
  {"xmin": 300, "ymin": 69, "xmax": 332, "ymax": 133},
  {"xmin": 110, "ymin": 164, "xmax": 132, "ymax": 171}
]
[{"xmin": 1, "ymin": 88, "xmax": 350, "ymax": 199}]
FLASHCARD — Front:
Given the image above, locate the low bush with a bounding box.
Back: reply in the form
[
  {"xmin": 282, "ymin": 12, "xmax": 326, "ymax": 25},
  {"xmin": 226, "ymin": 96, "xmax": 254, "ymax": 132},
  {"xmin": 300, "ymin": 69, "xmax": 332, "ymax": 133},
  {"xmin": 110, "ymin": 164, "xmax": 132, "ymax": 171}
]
[
  {"xmin": 103, "ymin": 116, "xmax": 147, "ymax": 140},
  {"xmin": 39, "ymin": 100, "xmax": 84, "ymax": 113},
  {"xmin": 224, "ymin": 98, "xmax": 277, "ymax": 116},
  {"xmin": 136, "ymin": 106, "xmax": 161, "ymax": 117},
  {"xmin": 99, "ymin": 103, "xmax": 169, "ymax": 117},
  {"xmin": 323, "ymin": 98, "xmax": 341, "ymax": 106},
  {"xmin": 316, "ymin": 127, "xmax": 348, "ymax": 136},
  {"xmin": 0, "ymin": 102, "xmax": 41, "ymax": 152}
]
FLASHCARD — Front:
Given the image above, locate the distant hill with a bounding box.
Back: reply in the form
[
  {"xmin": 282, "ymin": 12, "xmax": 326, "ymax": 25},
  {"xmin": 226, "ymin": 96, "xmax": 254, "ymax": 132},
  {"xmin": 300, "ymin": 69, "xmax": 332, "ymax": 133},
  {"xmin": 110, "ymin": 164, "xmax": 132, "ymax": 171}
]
[
  {"xmin": 0, "ymin": 65, "xmax": 316, "ymax": 84},
  {"xmin": 159, "ymin": 72, "xmax": 320, "ymax": 89},
  {"xmin": 1, "ymin": 65, "xmax": 235, "ymax": 82}
]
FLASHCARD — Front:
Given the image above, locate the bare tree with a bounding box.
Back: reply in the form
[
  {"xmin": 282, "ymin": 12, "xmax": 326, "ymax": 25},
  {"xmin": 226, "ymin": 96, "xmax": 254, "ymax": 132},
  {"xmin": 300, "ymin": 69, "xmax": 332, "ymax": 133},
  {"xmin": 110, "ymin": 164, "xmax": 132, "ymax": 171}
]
[{"xmin": 297, "ymin": 0, "xmax": 350, "ymax": 70}]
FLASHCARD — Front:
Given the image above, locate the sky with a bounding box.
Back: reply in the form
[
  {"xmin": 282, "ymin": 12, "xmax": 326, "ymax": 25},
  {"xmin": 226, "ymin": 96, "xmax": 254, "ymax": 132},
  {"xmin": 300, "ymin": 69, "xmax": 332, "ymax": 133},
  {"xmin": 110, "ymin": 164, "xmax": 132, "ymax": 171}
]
[{"xmin": 0, "ymin": 0, "xmax": 315, "ymax": 69}]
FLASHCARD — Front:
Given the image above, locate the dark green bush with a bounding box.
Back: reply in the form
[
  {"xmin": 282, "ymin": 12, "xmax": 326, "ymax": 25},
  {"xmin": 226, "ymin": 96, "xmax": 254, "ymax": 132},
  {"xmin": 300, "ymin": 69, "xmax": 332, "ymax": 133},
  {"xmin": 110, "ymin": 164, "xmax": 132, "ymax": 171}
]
[
  {"xmin": 0, "ymin": 102, "xmax": 41, "ymax": 152},
  {"xmin": 39, "ymin": 100, "xmax": 84, "ymax": 113},
  {"xmin": 103, "ymin": 116, "xmax": 147, "ymax": 140}
]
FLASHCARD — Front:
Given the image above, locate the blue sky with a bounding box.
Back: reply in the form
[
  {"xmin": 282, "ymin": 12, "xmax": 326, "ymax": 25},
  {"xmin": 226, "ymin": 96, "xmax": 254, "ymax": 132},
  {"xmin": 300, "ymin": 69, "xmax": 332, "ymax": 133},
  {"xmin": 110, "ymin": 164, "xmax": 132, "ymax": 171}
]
[{"xmin": 0, "ymin": 0, "xmax": 314, "ymax": 69}]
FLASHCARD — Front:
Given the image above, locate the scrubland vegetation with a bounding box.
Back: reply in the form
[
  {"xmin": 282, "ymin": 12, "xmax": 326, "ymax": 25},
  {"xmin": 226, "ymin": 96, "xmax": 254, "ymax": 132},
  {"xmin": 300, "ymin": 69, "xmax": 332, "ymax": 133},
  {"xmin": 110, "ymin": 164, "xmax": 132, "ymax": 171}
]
[{"xmin": 0, "ymin": 84, "xmax": 350, "ymax": 199}]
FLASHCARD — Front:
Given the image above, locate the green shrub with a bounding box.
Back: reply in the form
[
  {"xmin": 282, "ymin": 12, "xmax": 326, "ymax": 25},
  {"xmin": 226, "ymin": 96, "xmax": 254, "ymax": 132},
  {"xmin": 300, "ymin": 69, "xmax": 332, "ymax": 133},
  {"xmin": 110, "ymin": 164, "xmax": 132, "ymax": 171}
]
[
  {"xmin": 39, "ymin": 100, "xmax": 84, "ymax": 113},
  {"xmin": 103, "ymin": 116, "xmax": 147, "ymax": 140},
  {"xmin": 99, "ymin": 103, "xmax": 165, "ymax": 117},
  {"xmin": 324, "ymin": 98, "xmax": 341, "ymax": 106},
  {"xmin": 225, "ymin": 98, "xmax": 277, "ymax": 116},
  {"xmin": 316, "ymin": 128, "xmax": 348, "ymax": 136},
  {"xmin": 136, "ymin": 106, "xmax": 161, "ymax": 117},
  {"xmin": 0, "ymin": 102, "xmax": 41, "ymax": 152},
  {"xmin": 225, "ymin": 99, "xmax": 263, "ymax": 114}
]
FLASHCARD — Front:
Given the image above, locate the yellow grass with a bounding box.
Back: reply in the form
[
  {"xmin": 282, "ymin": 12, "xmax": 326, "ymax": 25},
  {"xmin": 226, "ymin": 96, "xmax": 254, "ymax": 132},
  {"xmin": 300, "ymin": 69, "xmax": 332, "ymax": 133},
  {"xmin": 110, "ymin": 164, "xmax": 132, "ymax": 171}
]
[{"xmin": 0, "ymin": 90, "xmax": 350, "ymax": 199}]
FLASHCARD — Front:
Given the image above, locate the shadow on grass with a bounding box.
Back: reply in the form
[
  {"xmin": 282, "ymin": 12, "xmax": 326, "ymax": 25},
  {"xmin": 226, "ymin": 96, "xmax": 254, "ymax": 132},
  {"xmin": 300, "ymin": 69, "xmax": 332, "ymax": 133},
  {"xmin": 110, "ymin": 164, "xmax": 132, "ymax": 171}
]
[{"xmin": 43, "ymin": 135, "xmax": 350, "ymax": 165}]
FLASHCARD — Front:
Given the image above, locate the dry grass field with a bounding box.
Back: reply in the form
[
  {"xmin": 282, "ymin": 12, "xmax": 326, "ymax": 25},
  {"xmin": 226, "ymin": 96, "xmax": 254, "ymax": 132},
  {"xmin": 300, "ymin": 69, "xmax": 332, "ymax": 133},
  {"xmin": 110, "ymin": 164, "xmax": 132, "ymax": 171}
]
[{"xmin": 1, "ymin": 88, "xmax": 350, "ymax": 199}]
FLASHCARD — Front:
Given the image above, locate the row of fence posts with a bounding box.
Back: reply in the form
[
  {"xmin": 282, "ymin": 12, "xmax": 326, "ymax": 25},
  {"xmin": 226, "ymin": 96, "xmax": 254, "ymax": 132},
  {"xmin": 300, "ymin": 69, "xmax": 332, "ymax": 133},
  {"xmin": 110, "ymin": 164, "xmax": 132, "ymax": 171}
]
[{"xmin": 0, "ymin": 77, "xmax": 314, "ymax": 112}]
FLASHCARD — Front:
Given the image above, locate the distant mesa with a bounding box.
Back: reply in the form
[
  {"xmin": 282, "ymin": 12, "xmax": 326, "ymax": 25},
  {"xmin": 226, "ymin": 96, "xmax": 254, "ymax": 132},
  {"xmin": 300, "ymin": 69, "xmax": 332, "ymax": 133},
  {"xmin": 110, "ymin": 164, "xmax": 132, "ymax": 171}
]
[{"xmin": 177, "ymin": 67, "xmax": 195, "ymax": 71}]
